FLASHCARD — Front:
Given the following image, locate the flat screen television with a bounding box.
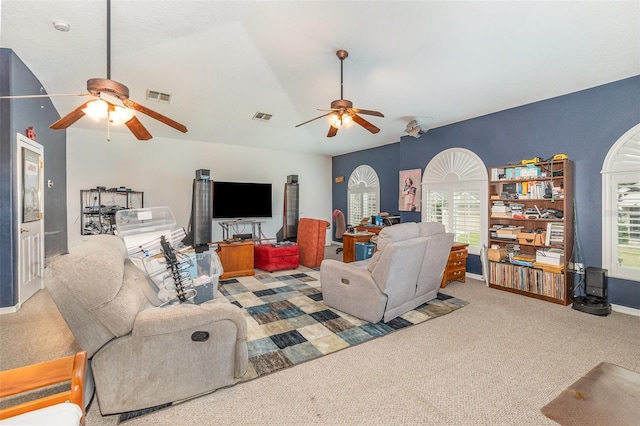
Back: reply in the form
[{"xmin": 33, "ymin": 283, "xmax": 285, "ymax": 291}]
[{"xmin": 212, "ymin": 181, "xmax": 272, "ymax": 219}]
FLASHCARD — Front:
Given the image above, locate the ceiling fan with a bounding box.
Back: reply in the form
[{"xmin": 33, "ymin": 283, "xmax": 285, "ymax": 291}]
[
  {"xmin": 296, "ymin": 49, "xmax": 384, "ymax": 137},
  {"xmin": 1, "ymin": 0, "xmax": 187, "ymax": 141}
]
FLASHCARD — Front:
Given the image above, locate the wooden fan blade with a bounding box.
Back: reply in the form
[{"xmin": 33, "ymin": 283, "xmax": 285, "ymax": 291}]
[
  {"xmin": 125, "ymin": 116, "xmax": 153, "ymax": 140},
  {"xmin": 49, "ymin": 101, "xmax": 92, "ymax": 130},
  {"xmin": 350, "ymin": 108, "xmax": 384, "ymax": 117},
  {"xmin": 352, "ymin": 114, "xmax": 380, "ymax": 134},
  {"xmin": 295, "ymin": 112, "xmax": 332, "ymax": 128},
  {"xmin": 123, "ymin": 99, "xmax": 188, "ymax": 133},
  {"xmin": 327, "ymin": 125, "xmax": 339, "ymax": 137}
]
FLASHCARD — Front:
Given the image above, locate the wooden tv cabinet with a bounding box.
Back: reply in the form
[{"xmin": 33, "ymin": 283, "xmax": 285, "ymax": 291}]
[{"xmin": 216, "ymin": 241, "xmax": 255, "ymax": 280}]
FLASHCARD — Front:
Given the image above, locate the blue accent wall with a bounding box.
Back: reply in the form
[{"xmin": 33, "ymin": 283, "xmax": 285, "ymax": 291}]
[
  {"xmin": 333, "ymin": 76, "xmax": 640, "ymax": 309},
  {"xmin": 0, "ymin": 49, "xmax": 67, "ymax": 308}
]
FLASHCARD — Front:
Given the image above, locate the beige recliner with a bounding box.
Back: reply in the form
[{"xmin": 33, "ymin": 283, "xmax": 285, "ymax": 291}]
[
  {"xmin": 46, "ymin": 235, "xmax": 248, "ymax": 415},
  {"xmin": 321, "ymin": 222, "xmax": 454, "ymax": 323}
]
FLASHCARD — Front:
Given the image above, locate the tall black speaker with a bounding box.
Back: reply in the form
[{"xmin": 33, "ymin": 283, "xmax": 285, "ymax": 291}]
[
  {"xmin": 183, "ymin": 169, "xmax": 212, "ymax": 252},
  {"xmin": 282, "ymin": 175, "xmax": 299, "ymax": 241},
  {"xmin": 585, "ymin": 267, "xmax": 607, "ymax": 299}
]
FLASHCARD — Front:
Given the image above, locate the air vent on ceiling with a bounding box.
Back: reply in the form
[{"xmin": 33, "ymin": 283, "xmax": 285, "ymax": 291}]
[
  {"xmin": 253, "ymin": 112, "xmax": 273, "ymax": 122},
  {"xmin": 146, "ymin": 90, "xmax": 171, "ymax": 103}
]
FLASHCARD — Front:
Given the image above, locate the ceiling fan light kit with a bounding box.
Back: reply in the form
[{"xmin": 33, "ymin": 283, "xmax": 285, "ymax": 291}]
[
  {"xmin": 296, "ymin": 49, "xmax": 384, "ymax": 138},
  {"xmin": 6, "ymin": 0, "xmax": 188, "ymax": 141}
]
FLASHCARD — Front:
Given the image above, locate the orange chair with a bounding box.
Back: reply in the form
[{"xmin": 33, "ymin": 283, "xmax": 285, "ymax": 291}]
[
  {"xmin": 297, "ymin": 218, "xmax": 330, "ymax": 268},
  {"xmin": 0, "ymin": 351, "xmax": 87, "ymax": 425}
]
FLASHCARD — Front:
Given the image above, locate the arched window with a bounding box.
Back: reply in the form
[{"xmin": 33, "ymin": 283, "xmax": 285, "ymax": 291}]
[
  {"xmin": 347, "ymin": 165, "xmax": 380, "ymax": 226},
  {"xmin": 602, "ymin": 123, "xmax": 640, "ymax": 281},
  {"xmin": 422, "ymin": 148, "xmax": 488, "ymax": 255}
]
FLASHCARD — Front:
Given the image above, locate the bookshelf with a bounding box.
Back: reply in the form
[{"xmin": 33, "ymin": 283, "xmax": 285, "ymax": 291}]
[{"xmin": 487, "ymin": 159, "xmax": 574, "ymax": 305}]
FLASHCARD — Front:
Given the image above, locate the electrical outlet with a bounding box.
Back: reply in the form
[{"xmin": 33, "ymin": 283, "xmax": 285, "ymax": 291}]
[{"xmin": 568, "ymin": 262, "xmax": 585, "ymax": 274}]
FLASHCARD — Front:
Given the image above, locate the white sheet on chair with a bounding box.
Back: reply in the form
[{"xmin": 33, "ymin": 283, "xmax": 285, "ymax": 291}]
[{"xmin": 0, "ymin": 403, "xmax": 82, "ymax": 426}]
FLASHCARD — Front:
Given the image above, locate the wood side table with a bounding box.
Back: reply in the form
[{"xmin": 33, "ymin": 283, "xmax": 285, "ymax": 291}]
[
  {"xmin": 441, "ymin": 243, "xmax": 469, "ymax": 288},
  {"xmin": 342, "ymin": 232, "xmax": 375, "ymax": 263},
  {"xmin": 216, "ymin": 241, "xmax": 255, "ymax": 280}
]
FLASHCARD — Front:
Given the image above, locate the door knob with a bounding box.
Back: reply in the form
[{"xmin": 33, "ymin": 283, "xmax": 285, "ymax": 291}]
[{"xmin": 20, "ymin": 228, "xmax": 29, "ymax": 233}]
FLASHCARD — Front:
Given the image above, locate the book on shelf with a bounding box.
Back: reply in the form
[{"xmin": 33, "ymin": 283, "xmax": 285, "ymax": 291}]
[
  {"xmin": 489, "ymin": 262, "xmax": 565, "ymax": 299},
  {"xmin": 532, "ymin": 262, "xmax": 564, "ymax": 274},
  {"xmin": 491, "ymin": 168, "xmax": 505, "ymax": 180}
]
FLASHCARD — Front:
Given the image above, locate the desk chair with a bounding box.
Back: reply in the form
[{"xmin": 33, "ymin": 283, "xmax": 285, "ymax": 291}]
[{"xmin": 332, "ymin": 210, "xmax": 346, "ymax": 254}]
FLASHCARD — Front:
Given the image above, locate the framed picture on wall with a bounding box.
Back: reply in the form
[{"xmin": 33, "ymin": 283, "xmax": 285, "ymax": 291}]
[{"xmin": 399, "ymin": 169, "xmax": 421, "ymax": 212}]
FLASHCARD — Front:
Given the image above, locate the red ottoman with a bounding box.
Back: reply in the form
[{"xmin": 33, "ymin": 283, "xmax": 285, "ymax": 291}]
[{"xmin": 254, "ymin": 244, "xmax": 300, "ymax": 272}]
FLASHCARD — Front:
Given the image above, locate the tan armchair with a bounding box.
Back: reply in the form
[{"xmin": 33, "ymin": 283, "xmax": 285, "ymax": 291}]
[
  {"xmin": 0, "ymin": 351, "xmax": 87, "ymax": 425},
  {"xmin": 46, "ymin": 235, "xmax": 248, "ymax": 415}
]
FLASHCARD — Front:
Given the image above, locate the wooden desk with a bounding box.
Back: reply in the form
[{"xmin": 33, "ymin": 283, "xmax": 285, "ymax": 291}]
[
  {"xmin": 216, "ymin": 241, "xmax": 255, "ymax": 280},
  {"xmin": 342, "ymin": 232, "xmax": 375, "ymax": 263},
  {"xmin": 441, "ymin": 243, "xmax": 469, "ymax": 288},
  {"xmin": 355, "ymin": 225, "xmax": 384, "ymax": 234}
]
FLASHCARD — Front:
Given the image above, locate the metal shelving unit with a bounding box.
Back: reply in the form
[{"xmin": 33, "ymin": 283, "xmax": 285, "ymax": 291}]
[{"xmin": 80, "ymin": 188, "xmax": 143, "ymax": 235}]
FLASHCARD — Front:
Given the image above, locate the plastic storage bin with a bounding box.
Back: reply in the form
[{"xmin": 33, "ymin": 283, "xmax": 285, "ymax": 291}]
[
  {"xmin": 143, "ymin": 248, "xmax": 222, "ymax": 305},
  {"xmin": 115, "ymin": 206, "xmax": 177, "ymax": 255},
  {"xmin": 355, "ymin": 242, "xmax": 376, "ymax": 261}
]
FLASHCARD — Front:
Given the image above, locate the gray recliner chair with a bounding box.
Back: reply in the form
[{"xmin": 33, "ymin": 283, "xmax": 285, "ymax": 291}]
[
  {"xmin": 46, "ymin": 235, "xmax": 248, "ymax": 415},
  {"xmin": 321, "ymin": 222, "xmax": 454, "ymax": 323}
]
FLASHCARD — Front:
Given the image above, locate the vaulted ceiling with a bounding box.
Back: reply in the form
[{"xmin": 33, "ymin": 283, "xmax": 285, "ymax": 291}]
[{"xmin": 2, "ymin": 1, "xmax": 638, "ymax": 156}]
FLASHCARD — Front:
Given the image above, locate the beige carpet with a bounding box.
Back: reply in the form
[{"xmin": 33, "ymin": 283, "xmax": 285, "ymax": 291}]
[
  {"xmin": 1, "ymin": 244, "xmax": 639, "ymax": 425},
  {"xmin": 541, "ymin": 361, "xmax": 640, "ymax": 425}
]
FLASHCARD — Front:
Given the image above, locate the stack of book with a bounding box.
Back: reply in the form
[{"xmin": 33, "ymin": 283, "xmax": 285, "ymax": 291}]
[
  {"xmin": 491, "ymin": 201, "xmax": 511, "ymax": 218},
  {"xmin": 511, "ymin": 254, "xmax": 536, "ymax": 267}
]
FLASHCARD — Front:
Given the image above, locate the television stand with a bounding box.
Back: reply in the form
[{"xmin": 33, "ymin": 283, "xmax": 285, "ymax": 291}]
[
  {"xmin": 216, "ymin": 240, "xmax": 255, "ymax": 280},
  {"xmin": 217, "ymin": 219, "xmax": 266, "ymax": 242}
]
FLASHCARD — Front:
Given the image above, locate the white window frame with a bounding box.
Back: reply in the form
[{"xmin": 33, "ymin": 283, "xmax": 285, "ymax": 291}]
[
  {"xmin": 347, "ymin": 165, "xmax": 380, "ymax": 226},
  {"xmin": 602, "ymin": 123, "xmax": 640, "ymax": 281},
  {"xmin": 422, "ymin": 148, "xmax": 488, "ymax": 256}
]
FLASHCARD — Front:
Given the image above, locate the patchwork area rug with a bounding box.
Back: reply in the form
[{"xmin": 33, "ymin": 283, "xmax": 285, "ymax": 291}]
[
  {"xmin": 118, "ymin": 266, "xmax": 467, "ymax": 423},
  {"xmin": 221, "ymin": 267, "xmax": 468, "ymax": 381}
]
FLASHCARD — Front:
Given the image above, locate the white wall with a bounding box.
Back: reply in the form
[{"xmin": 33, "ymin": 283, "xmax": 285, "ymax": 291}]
[{"xmin": 66, "ymin": 128, "xmax": 332, "ymax": 248}]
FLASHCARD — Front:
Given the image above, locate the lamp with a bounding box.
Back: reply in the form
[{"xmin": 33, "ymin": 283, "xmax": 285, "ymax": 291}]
[
  {"xmin": 109, "ymin": 104, "xmax": 134, "ymax": 124},
  {"xmin": 82, "ymin": 99, "xmax": 134, "ymax": 125},
  {"xmin": 329, "ymin": 113, "xmax": 352, "ymax": 128},
  {"xmin": 82, "ymin": 99, "xmax": 108, "ymax": 121}
]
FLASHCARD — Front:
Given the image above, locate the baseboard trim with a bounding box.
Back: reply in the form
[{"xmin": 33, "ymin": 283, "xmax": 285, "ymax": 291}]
[
  {"xmin": 611, "ymin": 303, "xmax": 640, "ymax": 317},
  {"xmin": 466, "ymin": 272, "xmax": 483, "ymax": 282},
  {"xmin": 0, "ymin": 304, "xmax": 20, "ymax": 315}
]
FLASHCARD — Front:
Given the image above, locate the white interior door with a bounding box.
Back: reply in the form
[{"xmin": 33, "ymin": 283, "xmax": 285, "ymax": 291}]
[{"xmin": 16, "ymin": 133, "xmax": 45, "ymax": 306}]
